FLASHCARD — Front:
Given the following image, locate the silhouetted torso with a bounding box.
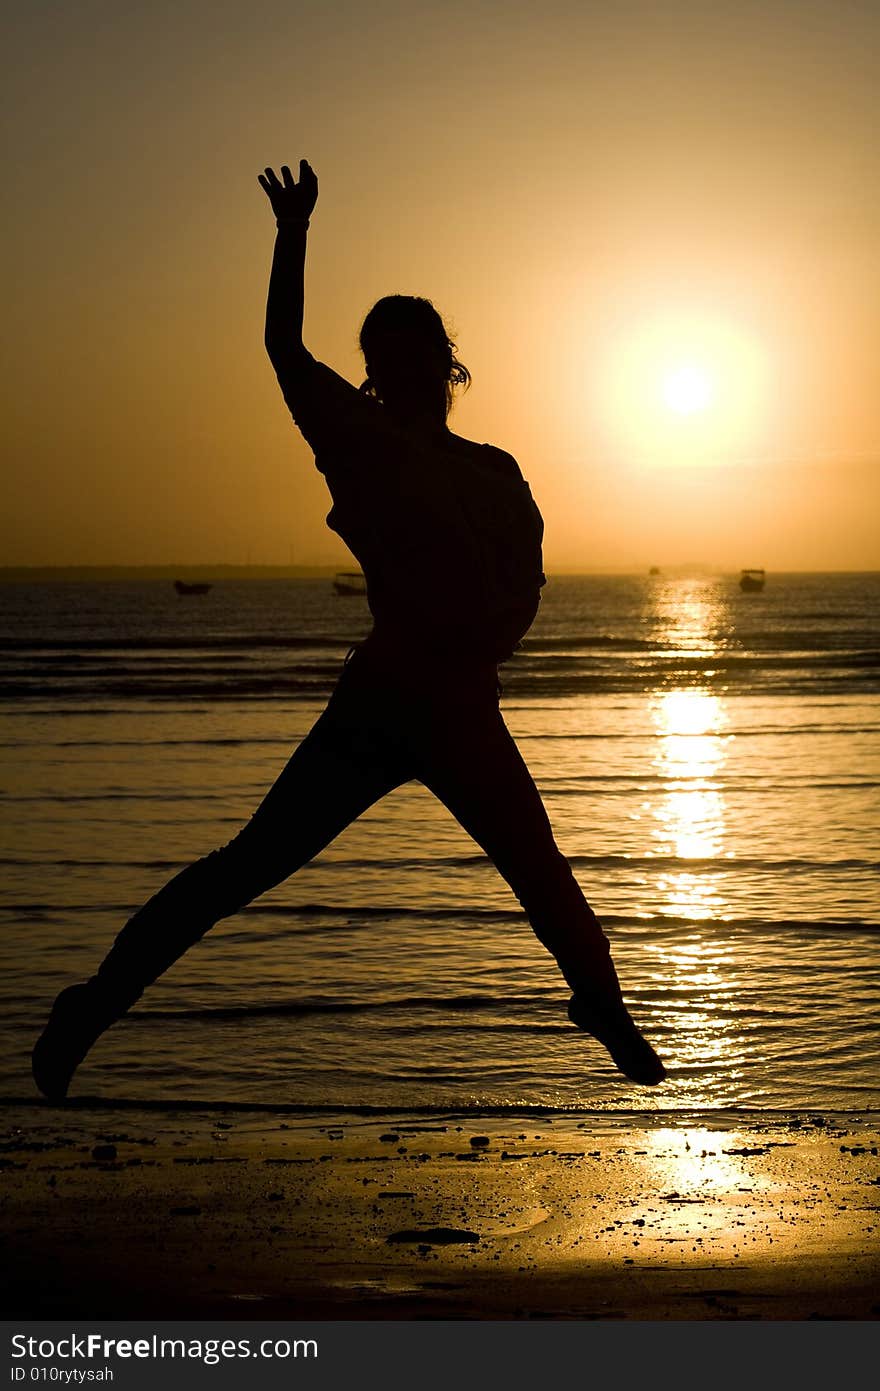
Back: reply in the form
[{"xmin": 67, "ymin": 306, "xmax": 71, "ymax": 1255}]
[{"xmin": 280, "ymin": 352, "xmax": 546, "ymax": 663}]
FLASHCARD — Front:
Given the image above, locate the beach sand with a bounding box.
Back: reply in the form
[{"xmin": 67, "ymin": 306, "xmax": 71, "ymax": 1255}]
[{"xmin": 2, "ymin": 1109, "xmax": 879, "ymax": 1321}]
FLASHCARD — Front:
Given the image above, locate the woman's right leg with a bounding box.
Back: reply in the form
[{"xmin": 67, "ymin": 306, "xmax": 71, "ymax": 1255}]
[{"xmin": 33, "ymin": 681, "xmax": 409, "ymax": 1100}]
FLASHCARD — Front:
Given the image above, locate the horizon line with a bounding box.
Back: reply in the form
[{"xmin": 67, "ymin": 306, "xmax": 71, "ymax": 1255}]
[{"xmin": 1, "ymin": 563, "xmax": 877, "ymax": 581}]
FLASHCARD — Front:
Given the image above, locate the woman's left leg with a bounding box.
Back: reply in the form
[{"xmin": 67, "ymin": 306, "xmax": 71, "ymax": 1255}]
[
  {"xmin": 414, "ymin": 696, "xmax": 613, "ymax": 991},
  {"xmin": 412, "ymin": 688, "xmax": 666, "ymax": 1084}
]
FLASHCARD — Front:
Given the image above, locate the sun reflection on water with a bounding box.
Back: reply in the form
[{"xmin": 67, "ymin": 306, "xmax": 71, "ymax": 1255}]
[
  {"xmin": 650, "ymin": 578, "xmax": 732, "ymax": 656},
  {"xmin": 639, "ymin": 582, "xmax": 743, "ymax": 1097},
  {"xmin": 651, "ymin": 687, "xmax": 729, "ymax": 931},
  {"xmin": 647, "ymin": 579, "xmax": 733, "ymax": 880}
]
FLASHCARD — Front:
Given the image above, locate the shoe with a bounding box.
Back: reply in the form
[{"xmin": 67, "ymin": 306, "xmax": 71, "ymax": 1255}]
[
  {"xmin": 568, "ymin": 993, "xmax": 666, "ymax": 1086},
  {"xmin": 32, "ymin": 982, "xmax": 118, "ymax": 1102}
]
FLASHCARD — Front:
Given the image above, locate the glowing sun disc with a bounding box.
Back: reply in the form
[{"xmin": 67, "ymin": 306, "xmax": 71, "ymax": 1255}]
[{"xmin": 663, "ymin": 365, "xmax": 713, "ymax": 415}]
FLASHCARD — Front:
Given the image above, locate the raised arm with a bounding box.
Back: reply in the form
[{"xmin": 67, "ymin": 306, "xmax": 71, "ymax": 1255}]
[
  {"xmin": 257, "ymin": 159, "xmax": 386, "ymax": 459},
  {"xmin": 258, "ymin": 161, "xmax": 319, "ymax": 371}
]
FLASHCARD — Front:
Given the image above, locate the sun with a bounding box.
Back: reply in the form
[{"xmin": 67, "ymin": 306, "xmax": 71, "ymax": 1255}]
[
  {"xmin": 663, "ymin": 364, "xmax": 714, "ymax": 416},
  {"xmin": 587, "ymin": 308, "xmax": 770, "ymax": 467}
]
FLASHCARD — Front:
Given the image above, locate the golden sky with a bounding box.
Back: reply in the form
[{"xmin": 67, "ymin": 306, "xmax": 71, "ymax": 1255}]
[{"xmin": 4, "ymin": 0, "xmax": 879, "ymax": 570}]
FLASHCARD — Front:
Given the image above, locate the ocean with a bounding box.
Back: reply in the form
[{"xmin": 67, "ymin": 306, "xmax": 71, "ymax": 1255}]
[{"xmin": 1, "ymin": 572, "xmax": 878, "ymax": 1120}]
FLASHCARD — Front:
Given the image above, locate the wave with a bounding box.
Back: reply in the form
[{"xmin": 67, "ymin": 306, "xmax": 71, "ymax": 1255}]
[
  {"xmin": 0, "ymin": 677, "xmax": 339, "ymax": 701},
  {"xmin": 0, "ymin": 635, "xmax": 352, "ymax": 653},
  {"xmin": 133, "ymin": 993, "xmax": 537, "ymax": 1021},
  {"xmin": 3, "ymin": 777, "xmax": 878, "ymax": 805},
  {"xmin": 125, "ymin": 987, "xmax": 879, "ymax": 1025},
  {"xmin": 3, "ymin": 629, "xmax": 877, "ymax": 655},
  {"xmin": 0, "ymin": 1095, "xmax": 873, "ymax": 1124},
  {"xmin": 3, "ymin": 657, "xmax": 877, "ymax": 703},
  {"xmin": 0, "ymin": 737, "xmax": 297, "ymax": 749},
  {"xmin": 3, "ymin": 722, "xmax": 879, "ymax": 746},
  {"xmin": 4, "ymin": 647, "xmax": 872, "ymax": 668},
  {"xmin": 4, "ymin": 899, "xmax": 876, "ymax": 935},
  {"xmin": 2, "ymin": 852, "xmax": 878, "ymax": 872},
  {"xmin": 0, "ymin": 791, "xmax": 244, "ymax": 802}
]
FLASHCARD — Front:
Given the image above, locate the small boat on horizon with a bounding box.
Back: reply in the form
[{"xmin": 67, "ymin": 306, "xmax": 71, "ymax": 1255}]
[
  {"xmin": 739, "ymin": 568, "xmax": 766, "ymax": 592},
  {"xmin": 174, "ymin": 580, "xmax": 213, "ymax": 596},
  {"xmin": 332, "ymin": 571, "xmax": 367, "ymax": 596}
]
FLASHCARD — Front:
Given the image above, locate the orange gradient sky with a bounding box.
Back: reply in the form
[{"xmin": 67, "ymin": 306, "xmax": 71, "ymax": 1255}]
[{"xmin": 4, "ymin": 0, "xmax": 879, "ymax": 571}]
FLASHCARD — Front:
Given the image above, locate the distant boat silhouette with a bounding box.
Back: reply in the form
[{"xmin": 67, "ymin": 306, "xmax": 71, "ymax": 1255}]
[
  {"xmin": 648, "ymin": 566, "xmax": 661, "ymax": 576},
  {"xmin": 174, "ymin": 580, "xmax": 212, "ymax": 596},
  {"xmin": 739, "ymin": 568, "xmax": 766, "ymax": 592},
  {"xmin": 333, "ymin": 571, "xmax": 366, "ymax": 596}
]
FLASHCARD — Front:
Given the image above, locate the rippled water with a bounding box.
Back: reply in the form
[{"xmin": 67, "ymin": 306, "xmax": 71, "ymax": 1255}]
[{"xmin": 1, "ymin": 572, "xmax": 878, "ymax": 1115}]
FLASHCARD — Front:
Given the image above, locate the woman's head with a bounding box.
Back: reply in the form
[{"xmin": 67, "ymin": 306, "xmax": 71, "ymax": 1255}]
[{"xmin": 359, "ymin": 295, "xmax": 470, "ymax": 421}]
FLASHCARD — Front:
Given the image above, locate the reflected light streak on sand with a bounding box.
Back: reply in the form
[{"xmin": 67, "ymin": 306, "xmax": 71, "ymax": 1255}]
[{"xmin": 644, "ymin": 1128, "xmax": 769, "ymax": 1196}]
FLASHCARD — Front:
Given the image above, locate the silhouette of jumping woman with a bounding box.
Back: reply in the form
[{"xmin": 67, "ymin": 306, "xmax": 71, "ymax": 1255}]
[{"xmin": 33, "ymin": 160, "xmax": 665, "ymax": 1101}]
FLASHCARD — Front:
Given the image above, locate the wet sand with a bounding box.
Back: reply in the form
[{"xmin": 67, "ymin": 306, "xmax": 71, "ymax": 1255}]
[{"xmin": 2, "ymin": 1109, "xmax": 879, "ymax": 1320}]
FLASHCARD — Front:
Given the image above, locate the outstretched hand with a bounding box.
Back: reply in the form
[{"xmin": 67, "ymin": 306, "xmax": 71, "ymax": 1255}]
[{"xmin": 258, "ymin": 160, "xmax": 318, "ymax": 222}]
